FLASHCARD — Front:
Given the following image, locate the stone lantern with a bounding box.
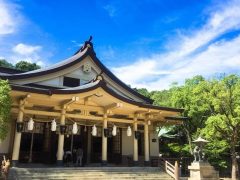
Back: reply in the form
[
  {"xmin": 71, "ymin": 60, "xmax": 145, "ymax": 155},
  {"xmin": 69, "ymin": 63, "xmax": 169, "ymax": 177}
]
[
  {"xmin": 192, "ymin": 137, "xmax": 209, "ymax": 162},
  {"xmin": 188, "ymin": 136, "xmax": 219, "ymax": 180}
]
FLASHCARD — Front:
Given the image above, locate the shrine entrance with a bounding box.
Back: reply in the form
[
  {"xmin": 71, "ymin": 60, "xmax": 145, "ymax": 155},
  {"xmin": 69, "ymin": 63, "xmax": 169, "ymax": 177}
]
[
  {"xmin": 19, "ymin": 122, "xmax": 58, "ymax": 164},
  {"xmin": 19, "ymin": 122, "xmax": 90, "ymax": 165},
  {"xmin": 91, "ymin": 127, "xmax": 122, "ymax": 164}
]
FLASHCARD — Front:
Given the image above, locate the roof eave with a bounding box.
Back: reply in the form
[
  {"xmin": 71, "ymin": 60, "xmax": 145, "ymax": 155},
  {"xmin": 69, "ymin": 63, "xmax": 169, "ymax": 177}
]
[{"xmin": 10, "ymin": 81, "xmax": 183, "ymax": 113}]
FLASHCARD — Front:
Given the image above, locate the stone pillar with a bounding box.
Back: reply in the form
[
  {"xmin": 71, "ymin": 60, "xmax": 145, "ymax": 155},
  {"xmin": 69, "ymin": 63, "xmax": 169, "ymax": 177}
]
[
  {"xmin": 188, "ymin": 162, "xmax": 219, "ymax": 180},
  {"xmin": 133, "ymin": 117, "xmax": 138, "ymax": 166},
  {"xmin": 12, "ymin": 102, "xmax": 24, "ymax": 166},
  {"xmin": 56, "ymin": 108, "xmax": 66, "ymax": 166},
  {"xmin": 101, "ymin": 114, "xmax": 108, "ymax": 166},
  {"xmin": 144, "ymin": 120, "xmax": 150, "ymax": 166}
]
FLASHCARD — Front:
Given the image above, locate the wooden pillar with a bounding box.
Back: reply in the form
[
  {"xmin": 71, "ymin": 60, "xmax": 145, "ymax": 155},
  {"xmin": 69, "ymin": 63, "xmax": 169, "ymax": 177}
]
[
  {"xmin": 133, "ymin": 116, "xmax": 138, "ymax": 166},
  {"xmin": 12, "ymin": 101, "xmax": 24, "ymax": 166},
  {"xmin": 57, "ymin": 108, "xmax": 66, "ymax": 166},
  {"xmin": 144, "ymin": 120, "xmax": 150, "ymax": 166},
  {"xmin": 102, "ymin": 113, "xmax": 108, "ymax": 166}
]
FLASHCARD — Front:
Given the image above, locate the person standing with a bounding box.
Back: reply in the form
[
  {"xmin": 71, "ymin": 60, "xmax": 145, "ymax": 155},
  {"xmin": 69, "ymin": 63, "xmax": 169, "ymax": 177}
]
[{"xmin": 76, "ymin": 148, "xmax": 83, "ymax": 167}]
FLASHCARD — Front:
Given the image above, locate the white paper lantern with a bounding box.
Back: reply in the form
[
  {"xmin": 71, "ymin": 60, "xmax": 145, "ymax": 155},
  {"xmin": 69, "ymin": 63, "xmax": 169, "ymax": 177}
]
[
  {"xmin": 112, "ymin": 125, "xmax": 117, "ymax": 136},
  {"xmin": 127, "ymin": 126, "xmax": 132, "ymax": 137},
  {"xmin": 92, "ymin": 125, "xmax": 97, "ymax": 136},
  {"xmin": 72, "ymin": 122, "xmax": 78, "ymax": 134},
  {"xmin": 148, "ymin": 120, "xmax": 151, "ymax": 125},
  {"xmin": 51, "ymin": 119, "xmax": 57, "ymax": 131},
  {"xmin": 28, "ymin": 118, "xmax": 34, "ymax": 131}
]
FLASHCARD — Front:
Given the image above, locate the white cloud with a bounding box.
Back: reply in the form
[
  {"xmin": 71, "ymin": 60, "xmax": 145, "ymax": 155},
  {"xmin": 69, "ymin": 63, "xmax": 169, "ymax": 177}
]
[
  {"xmin": 0, "ymin": 0, "xmax": 22, "ymax": 35},
  {"xmin": 12, "ymin": 43, "xmax": 42, "ymax": 55},
  {"xmin": 10, "ymin": 43, "xmax": 43, "ymax": 65},
  {"xmin": 112, "ymin": 0, "xmax": 240, "ymax": 90},
  {"xmin": 0, "ymin": 1, "xmax": 51, "ymax": 67},
  {"xmin": 176, "ymin": 0, "xmax": 240, "ymax": 57},
  {"xmin": 103, "ymin": 4, "xmax": 116, "ymax": 17}
]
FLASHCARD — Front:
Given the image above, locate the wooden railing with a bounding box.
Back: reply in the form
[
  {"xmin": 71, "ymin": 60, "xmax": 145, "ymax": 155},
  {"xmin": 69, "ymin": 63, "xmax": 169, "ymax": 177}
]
[{"xmin": 159, "ymin": 158, "xmax": 179, "ymax": 180}]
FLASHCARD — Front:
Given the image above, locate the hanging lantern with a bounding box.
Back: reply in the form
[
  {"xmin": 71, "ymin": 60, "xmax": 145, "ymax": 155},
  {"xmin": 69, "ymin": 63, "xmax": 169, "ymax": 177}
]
[
  {"xmin": 92, "ymin": 125, "xmax": 97, "ymax": 136},
  {"xmin": 104, "ymin": 128, "xmax": 109, "ymax": 137},
  {"xmin": 127, "ymin": 126, "xmax": 132, "ymax": 137},
  {"xmin": 148, "ymin": 120, "xmax": 151, "ymax": 125},
  {"xmin": 84, "ymin": 125, "xmax": 87, "ymax": 132},
  {"xmin": 135, "ymin": 131, "xmax": 141, "ymax": 139},
  {"xmin": 72, "ymin": 122, "xmax": 78, "ymax": 134},
  {"xmin": 28, "ymin": 118, "xmax": 34, "ymax": 131},
  {"xmin": 60, "ymin": 125, "xmax": 67, "ymax": 134},
  {"xmin": 16, "ymin": 122, "xmax": 24, "ymax": 132},
  {"xmin": 51, "ymin": 119, "xmax": 57, "ymax": 131},
  {"xmin": 112, "ymin": 125, "xmax": 117, "ymax": 136}
]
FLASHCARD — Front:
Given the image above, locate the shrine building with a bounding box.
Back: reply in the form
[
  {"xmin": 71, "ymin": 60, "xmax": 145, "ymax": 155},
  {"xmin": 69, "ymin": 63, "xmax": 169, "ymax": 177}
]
[{"xmin": 0, "ymin": 38, "xmax": 184, "ymax": 166}]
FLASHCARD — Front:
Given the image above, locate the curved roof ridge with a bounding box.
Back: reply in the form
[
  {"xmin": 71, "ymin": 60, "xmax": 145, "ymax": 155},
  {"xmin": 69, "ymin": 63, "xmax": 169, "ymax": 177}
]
[
  {"xmin": 8, "ymin": 47, "xmax": 88, "ymax": 76},
  {"xmin": 1, "ymin": 38, "xmax": 153, "ymax": 104}
]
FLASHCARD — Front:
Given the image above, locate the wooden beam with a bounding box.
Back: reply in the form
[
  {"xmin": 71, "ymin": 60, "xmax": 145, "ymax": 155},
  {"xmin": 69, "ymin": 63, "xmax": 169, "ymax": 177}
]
[
  {"xmin": 104, "ymin": 102, "xmax": 123, "ymax": 114},
  {"xmin": 19, "ymin": 93, "xmax": 31, "ymax": 106},
  {"xmin": 84, "ymin": 96, "xmax": 92, "ymax": 105},
  {"xmin": 105, "ymin": 102, "xmax": 123, "ymax": 110},
  {"xmin": 62, "ymin": 96, "xmax": 79, "ymax": 109},
  {"xmin": 11, "ymin": 108, "xmax": 60, "ymax": 117},
  {"xmin": 10, "ymin": 108, "xmax": 142, "ymax": 124}
]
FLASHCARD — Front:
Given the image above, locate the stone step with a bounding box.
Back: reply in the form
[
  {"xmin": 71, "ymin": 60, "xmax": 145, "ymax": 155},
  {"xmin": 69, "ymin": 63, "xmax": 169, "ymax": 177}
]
[
  {"xmin": 11, "ymin": 174, "xmax": 171, "ymax": 176},
  {"xmin": 9, "ymin": 167, "xmax": 174, "ymax": 180},
  {"xmin": 13, "ymin": 167, "xmax": 162, "ymax": 171},
  {"xmin": 10, "ymin": 174, "xmax": 171, "ymax": 177},
  {"xmin": 10, "ymin": 177, "xmax": 172, "ymax": 180},
  {"xmin": 9, "ymin": 176, "xmax": 173, "ymax": 180},
  {"xmin": 13, "ymin": 171, "xmax": 166, "ymax": 175}
]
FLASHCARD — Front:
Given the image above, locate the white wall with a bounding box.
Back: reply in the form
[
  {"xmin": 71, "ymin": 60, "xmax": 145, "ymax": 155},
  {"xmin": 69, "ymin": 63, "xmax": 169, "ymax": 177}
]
[
  {"xmin": 36, "ymin": 63, "xmax": 98, "ymax": 88},
  {"xmin": 150, "ymin": 131, "xmax": 159, "ymax": 157},
  {"xmin": 37, "ymin": 77, "xmax": 62, "ymax": 87},
  {"xmin": 121, "ymin": 128, "xmax": 159, "ymax": 157},
  {"xmin": 121, "ymin": 129, "xmax": 133, "ymax": 156}
]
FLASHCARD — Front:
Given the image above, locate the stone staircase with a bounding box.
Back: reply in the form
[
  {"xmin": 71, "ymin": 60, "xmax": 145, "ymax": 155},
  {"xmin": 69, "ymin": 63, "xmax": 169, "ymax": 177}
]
[{"xmin": 8, "ymin": 167, "xmax": 174, "ymax": 180}]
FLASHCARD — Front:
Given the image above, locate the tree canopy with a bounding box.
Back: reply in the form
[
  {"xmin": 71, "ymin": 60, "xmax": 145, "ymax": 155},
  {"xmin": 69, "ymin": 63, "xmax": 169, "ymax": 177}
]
[
  {"xmin": 0, "ymin": 59, "xmax": 41, "ymax": 71},
  {"xmin": 136, "ymin": 74, "xmax": 240, "ymax": 179},
  {"xmin": 0, "ymin": 80, "xmax": 11, "ymax": 141},
  {"xmin": 0, "ymin": 59, "xmax": 14, "ymax": 69},
  {"xmin": 15, "ymin": 61, "xmax": 41, "ymax": 71},
  {"xmin": 202, "ymin": 75, "xmax": 240, "ymax": 179}
]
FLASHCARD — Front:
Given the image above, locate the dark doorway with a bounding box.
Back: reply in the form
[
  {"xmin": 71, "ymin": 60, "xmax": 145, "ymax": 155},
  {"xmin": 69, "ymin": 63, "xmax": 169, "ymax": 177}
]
[
  {"xmin": 91, "ymin": 129, "xmax": 122, "ymax": 164},
  {"xmin": 91, "ymin": 136, "xmax": 102, "ymax": 163},
  {"xmin": 19, "ymin": 122, "xmax": 58, "ymax": 164},
  {"xmin": 64, "ymin": 126, "xmax": 88, "ymax": 165},
  {"xmin": 138, "ymin": 132, "xmax": 144, "ymax": 156}
]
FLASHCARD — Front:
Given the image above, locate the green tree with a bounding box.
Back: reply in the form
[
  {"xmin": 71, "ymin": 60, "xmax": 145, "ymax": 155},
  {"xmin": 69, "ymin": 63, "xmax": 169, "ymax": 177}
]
[
  {"xmin": 151, "ymin": 89, "xmax": 172, "ymax": 107},
  {"xmin": 136, "ymin": 88, "xmax": 152, "ymax": 99},
  {"xmin": 15, "ymin": 61, "xmax": 41, "ymax": 71},
  {"xmin": 0, "ymin": 80, "xmax": 11, "ymax": 141},
  {"xmin": 170, "ymin": 76, "xmax": 210, "ymax": 154},
  {"xmin": 0, "ymin": 59, "xmax": 14, "ymax": 69},
  {"xmin": 202, "ymin": 75, "xmax": 240, "ymax": 180}
]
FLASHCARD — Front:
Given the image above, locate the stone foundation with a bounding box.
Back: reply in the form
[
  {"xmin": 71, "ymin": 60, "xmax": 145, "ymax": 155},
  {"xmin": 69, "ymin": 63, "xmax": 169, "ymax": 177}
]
[{"xmin": 188, "ymin": 162, "xmax": 219, "ymax": 180}]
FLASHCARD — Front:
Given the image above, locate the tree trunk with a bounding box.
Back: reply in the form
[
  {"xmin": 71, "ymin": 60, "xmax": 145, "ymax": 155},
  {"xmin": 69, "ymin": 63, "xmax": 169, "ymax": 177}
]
[
  {"xmin": 184, "ymin": 128, "xmax": 193, "ymax": 154},
  {"xmin": 231, "ymin": 149, "xmax": 239, "ymax": 180}
]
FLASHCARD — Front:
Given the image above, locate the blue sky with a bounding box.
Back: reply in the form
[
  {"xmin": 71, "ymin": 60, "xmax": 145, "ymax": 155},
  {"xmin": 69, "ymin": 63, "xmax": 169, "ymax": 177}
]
[{"xmin": 1, "ymin": 0, "xmax": 240, "ymax": 90}]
